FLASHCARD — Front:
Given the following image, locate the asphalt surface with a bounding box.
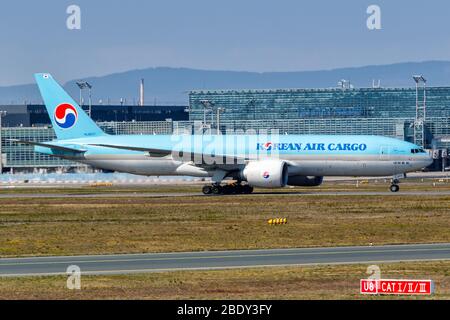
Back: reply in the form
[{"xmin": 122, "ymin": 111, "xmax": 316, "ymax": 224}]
[
  {"xmin": 0, "ymin": 243, "xmax": 449, "ymax": 277},
  {"xmin": 0, "ymin": 192, "xmax": 200, "ymax": 198},
  {"xmin": 2, "ymin": 190, "xmax": 450, "ymax": 198}
]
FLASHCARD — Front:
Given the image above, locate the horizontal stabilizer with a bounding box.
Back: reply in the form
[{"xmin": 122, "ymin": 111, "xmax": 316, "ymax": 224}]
[{"xmin": 10, "ymin": 139, "xmax": 87, "ymax": 153}]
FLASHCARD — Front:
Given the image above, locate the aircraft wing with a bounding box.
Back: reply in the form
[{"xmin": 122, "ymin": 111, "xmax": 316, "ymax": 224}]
[
  {"xmin": 88, "ymin": 143, "xmax": 247, "ymax": 164},
  {"xmin": 88, "ymin": 143, "xmax": 172, "ymax": 157}
]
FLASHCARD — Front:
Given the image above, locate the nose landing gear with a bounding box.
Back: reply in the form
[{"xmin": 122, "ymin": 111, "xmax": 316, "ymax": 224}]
[
  {"xmin": 389, "ymin": 177, "xmax": 401, "ymax": 192},
  {"xmin": 389, "ymin": 183, "xmax": 400, "ymax": 192}
]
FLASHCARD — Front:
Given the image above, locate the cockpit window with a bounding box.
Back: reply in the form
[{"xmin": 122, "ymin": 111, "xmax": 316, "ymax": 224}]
[{"xmin": 411, "ymin": 148, "xmax": 426, "ymax": 154}]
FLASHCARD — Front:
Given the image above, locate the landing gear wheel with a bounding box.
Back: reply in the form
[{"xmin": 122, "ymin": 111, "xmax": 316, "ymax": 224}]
[
  {"xmin": 211, "ymin": 185, "xmax": 222, "ymax": 195},
  {"xmin": 222, "ymin": 185, "xmax": 233, "ymax": 194},
  {"xmin": 242, "ymin": 185, "xmax": 254, "ymax": 194},
  {"xmin": 202, "ymin": 185, "xmax": 212, "ymax": 195},
  {"xmin": 390, "ymin": 184, "xmax": 400, "ymax": 192}
]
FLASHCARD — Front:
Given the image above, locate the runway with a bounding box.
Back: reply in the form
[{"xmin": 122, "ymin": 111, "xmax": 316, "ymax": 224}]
[
  {"xmin": 0, "ymin": 192, "xmax": 200, "ymax": 199},
  {"xmin": 0, "ymin": 243, "xmax": 449, "ymax": 277},
  {"xmin": 1, "ymin": 190, "xmax": 450, "ymax": 198}
]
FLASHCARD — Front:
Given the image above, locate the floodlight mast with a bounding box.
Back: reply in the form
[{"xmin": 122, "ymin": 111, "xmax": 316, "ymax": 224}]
[
  {"xmin": 413, "ymin": 75, "xmax": 427, "ymax": 147},
  {"xmin": 0, "ymin": 110, "xmax": 7, "ymax": 173},
  {"xmin": 216, "ymin": 107, "xmax": 225, "ymax": 135},
  {"xmin": 76, "ymin": 81, "xmax": 93, "ymax": 117},
  {"xmin": 200, "ymin": 100, "xmax": 214, "ymax": 131}
]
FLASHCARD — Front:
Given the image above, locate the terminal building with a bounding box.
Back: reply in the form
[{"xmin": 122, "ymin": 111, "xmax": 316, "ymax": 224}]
[
  {"xmin": 187, "ymin": 85, "xmax": 450, "ymax": 171},
  {"xmin": 1, "ymin": 81, "xmax": 450, "ymax": 172},
  {"xmin": 188, "ymin": 86, "xmax": 450, "ymax": 145},
  {"xmin": 0, "ymin": 104, "xmax": 188, "ymax": 127}
]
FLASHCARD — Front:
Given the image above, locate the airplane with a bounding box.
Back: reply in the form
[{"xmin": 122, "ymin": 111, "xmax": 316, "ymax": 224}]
[{"xmin": 13, "ymin": 73, "xmax": 433, "ymax": 195}]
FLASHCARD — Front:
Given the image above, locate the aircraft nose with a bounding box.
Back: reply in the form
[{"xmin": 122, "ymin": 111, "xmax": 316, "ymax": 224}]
[{"xmin": 422, "ymin": 151, "xmax": 434, "ymax": 166}]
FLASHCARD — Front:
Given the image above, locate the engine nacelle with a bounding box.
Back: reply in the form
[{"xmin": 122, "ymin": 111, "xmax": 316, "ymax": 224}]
[
  {"xmin": 287, "ymin": 175, "xmax": 323, "ymax": 187},
  {"xmin": 242, "ymin": 160, "xmax": 288, "ymax": 188}
]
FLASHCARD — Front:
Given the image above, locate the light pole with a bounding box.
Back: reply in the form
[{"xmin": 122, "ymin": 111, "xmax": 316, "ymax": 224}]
[
  {"xmin": 200, "ymin": 100, "xmax": 214, "ymax": 131},
  {"xmin": 216, "ymin": 107, "xmax": 225, "ymax": 134},
  {"xmin": 0, "ymin": 111, "xmax": 7, "ymax": 174},
  {"xmin": 76, "ymin": 81, "xmax": 93, "ymax": 117},
  {"xmin": 412, "ymin": 75, "xmax": 427, "ymax": 147}
]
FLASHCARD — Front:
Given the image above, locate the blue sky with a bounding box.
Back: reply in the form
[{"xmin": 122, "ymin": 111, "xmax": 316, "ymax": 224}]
[{"xmin": 1, "ymin": 0, "xmax": 450, "ymax": 86}]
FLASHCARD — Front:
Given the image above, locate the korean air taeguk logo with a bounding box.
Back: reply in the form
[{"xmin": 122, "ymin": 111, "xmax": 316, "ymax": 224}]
[
  {"xmin": 54, "ymin": 103, "xmax": 78, "ymax": 129},
  {"xmin": 260, "ymin": 142, "xmax": 273, "ymax": 150}
]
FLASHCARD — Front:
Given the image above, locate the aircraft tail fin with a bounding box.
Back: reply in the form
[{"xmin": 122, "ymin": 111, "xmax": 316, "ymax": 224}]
[{"xmin": 34, "ymin": 73, "xmax": 106, "ymax": 140}]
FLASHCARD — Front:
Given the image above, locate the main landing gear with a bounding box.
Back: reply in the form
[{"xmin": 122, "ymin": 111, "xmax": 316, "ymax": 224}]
[{"xmin": 202, "ymin": 183, "xmax": 254, "ymax": 195}]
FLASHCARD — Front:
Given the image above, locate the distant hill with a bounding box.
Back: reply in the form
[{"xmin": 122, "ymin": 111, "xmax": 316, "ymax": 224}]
[{"xmin": 1, "ymin": 61, "xmax": 450, "ymax": 105}]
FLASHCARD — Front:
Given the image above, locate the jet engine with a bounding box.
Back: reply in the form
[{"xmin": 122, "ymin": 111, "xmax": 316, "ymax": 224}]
[
  {"xmin": 241, "ymin": 160, "xmax": 288, "ymax": 188},
  {"xmin": 287, "ymin": 175, "xmax": 323, "ymax": 187}
]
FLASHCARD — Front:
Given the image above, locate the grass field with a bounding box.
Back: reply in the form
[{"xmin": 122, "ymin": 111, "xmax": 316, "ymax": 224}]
[
  {"xmin": 0, "ymin": 183, "xmax": 450, "ymax": 257},
  {"xmin": 0, "ymin": 261, "xmax": 448, "ymax": 299}
]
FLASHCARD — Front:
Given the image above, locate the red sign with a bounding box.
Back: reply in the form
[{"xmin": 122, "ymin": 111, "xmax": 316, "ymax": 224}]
[{"xmin": 360, "ymin": 279, "xmax": 434, "ymax": 295}]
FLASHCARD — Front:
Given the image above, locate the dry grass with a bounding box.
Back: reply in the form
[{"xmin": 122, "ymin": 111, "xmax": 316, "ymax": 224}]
[
  {"xmin": 0, "ymin": 261, "xmax": 448, "ymax": 299},
  {"xmin": 0, "ymin": 184, "xmax": 449, "ymax": 257}
]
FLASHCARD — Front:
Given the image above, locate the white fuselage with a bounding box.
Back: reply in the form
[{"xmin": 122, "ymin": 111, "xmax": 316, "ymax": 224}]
[{"xmin": 36, "ymin": 134, "xmax": 433, "ymax": 179}]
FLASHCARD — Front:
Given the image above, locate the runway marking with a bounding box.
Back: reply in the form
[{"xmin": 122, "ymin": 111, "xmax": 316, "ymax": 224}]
[{"xmin": 0, "ymin": 247, "xmax": 449, "ymax": 267}]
